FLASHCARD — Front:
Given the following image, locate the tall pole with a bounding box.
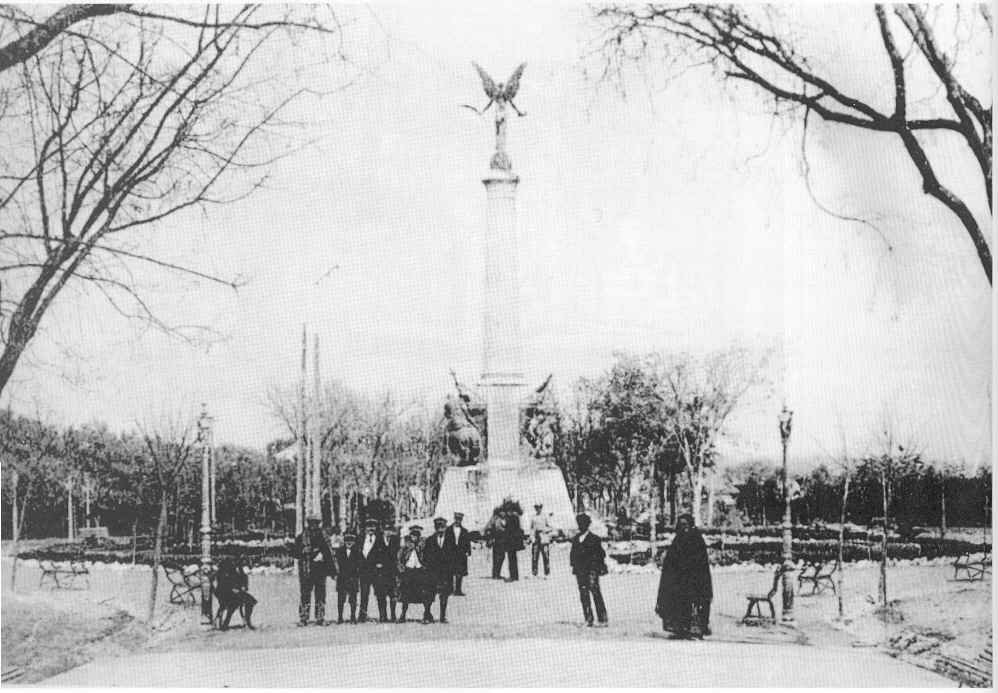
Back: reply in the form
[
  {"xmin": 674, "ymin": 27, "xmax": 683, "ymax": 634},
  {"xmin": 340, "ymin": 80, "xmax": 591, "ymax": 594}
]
[
  {"xmin": 66, "ymin": 478, "xmax": 75, "ymax": 540},
  {"xmin": 199, "ymin": 404, "xmax": 213, "ymax": 624},
  {"xmin": 779, "ymin": 404, "xmax": 795, "ymax": 624},
  {"xmin": 312, "ymin": 334, "xmax": 321, "ymax": 520},
  {"xmin": 296, "ymin": 325, "xmax": 307, "ymax": 534}
]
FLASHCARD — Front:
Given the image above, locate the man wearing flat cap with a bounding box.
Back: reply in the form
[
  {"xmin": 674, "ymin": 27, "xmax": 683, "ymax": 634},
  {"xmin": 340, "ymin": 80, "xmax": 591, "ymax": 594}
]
[
  {"xmin": 423, "ymin": 517, "xmax": 453, "ymax": 623},
  {"xmin": 378, "ymin": 520, "xmax": 401, "ymax": 622},
  {"xmin": 446, "ymin": 512, "xmax": 472, "ymax": 596},
  {"xmin": 357, "ymin": 518, "xmax": 390, "ymax": 622},
  {"xmin": 334, "ymin": 532, "xmax": 361, "ymax": 623},
  {"xmin": 294, "ymin": 515, "xmax": 335, "ymax": 626}
]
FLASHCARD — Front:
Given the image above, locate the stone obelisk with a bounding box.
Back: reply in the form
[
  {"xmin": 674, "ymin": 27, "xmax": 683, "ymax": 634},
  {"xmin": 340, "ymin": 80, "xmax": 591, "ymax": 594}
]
[{"xmin": 433, "ymin": 63, "xmax": 575, "ymax": 534}]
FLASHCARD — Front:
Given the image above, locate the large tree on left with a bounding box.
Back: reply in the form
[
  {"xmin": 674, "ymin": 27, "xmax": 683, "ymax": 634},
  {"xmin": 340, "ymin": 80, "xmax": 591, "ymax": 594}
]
[{"xmin": 0, "ymin": 5, "xmax": 344, "ymax": 395}]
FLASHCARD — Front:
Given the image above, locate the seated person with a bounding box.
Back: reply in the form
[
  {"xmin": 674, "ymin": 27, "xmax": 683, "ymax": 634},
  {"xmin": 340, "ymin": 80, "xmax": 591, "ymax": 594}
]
[{"xmin": 214, "ymin": 558, "xmax": 257, "ymax": 630}]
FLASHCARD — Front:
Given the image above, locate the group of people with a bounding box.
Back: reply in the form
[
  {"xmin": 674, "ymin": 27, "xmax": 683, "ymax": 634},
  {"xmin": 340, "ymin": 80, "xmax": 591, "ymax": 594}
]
[
  {"xmin": 294, "ymin": 512, "xmax": 472, "ymax": 626},
  {"xmin": 484, "ymin": 502, "xmax": 557, "ymax": 580},
  {"xmin": 290, "ymin": 506, "xmax": 714, "ymax": 638}
]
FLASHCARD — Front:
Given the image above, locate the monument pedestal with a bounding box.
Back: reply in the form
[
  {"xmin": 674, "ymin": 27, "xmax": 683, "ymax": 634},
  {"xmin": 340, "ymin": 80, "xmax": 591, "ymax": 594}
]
[{"xmin": 434, "ymin": 463, "xmax": 577, "ymax": 534}]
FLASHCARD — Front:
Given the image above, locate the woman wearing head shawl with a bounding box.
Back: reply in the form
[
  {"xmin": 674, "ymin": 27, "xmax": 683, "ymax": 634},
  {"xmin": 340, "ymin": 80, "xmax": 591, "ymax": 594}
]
[{"xmin": 655, "ymin": 513, "xmax": 713, "ymax": 639}]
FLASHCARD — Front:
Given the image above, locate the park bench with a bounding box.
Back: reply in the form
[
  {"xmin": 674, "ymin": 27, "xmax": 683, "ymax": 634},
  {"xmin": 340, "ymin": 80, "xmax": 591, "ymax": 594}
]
[
  {"xmin": 163, "ymin": 563, "xmax": 205, "ymax": 606},
  {"xmin": 38, "ymin": 558, "xmax": 90, "ymax": 589},
  {"xmin": 1, "ymin": 666, "xmax": 25, "ymax": 683},
  {"xmin": 935, "ymin": 642, "xmax": 992, "ymax": 688},
  {"xmin": 743, "ymin": 566, "xmax": 783, "ymax": 624},
  {"xmin": 797, "ymin": 559, "xmax": 837, "ymax": 595},
  {"xmin": 952, "ymin": 551, "xmax": 991, "ymax": 582}
]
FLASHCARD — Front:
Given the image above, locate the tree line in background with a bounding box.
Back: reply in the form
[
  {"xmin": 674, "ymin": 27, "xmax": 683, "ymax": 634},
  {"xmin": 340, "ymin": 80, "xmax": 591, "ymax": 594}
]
[{"xmin": 2, "ymin": 349, "xmax": 992, "ymax": 543}]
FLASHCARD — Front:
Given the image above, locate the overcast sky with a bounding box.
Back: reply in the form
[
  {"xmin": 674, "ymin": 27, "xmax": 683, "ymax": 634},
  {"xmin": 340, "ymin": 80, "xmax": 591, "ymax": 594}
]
[{"xmin": 5, "ymin": 3, "xmax": 991, "ymax": 469}]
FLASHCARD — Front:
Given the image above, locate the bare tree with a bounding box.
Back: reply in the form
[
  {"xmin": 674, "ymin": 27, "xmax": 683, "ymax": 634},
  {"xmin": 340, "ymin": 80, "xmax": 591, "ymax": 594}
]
[
  {"xmin": 659, "ymin": 347, "xmax": 767, "ymax": 525},
  {"xmin": 139, "ymin": 417, "xmax": 196, "ymax": 622},
  {"xmin": 593, "ymin": 4, "xmax": 992, "ymax": 284},
  {"xmin": 0, "ymin": 5, "xmax": 346, "ymax": 395}
]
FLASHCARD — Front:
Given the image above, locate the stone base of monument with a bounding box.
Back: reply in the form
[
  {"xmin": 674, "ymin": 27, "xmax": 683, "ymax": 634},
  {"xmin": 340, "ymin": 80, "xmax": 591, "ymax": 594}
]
[{"xmin": 434, "ymin": 463, "xmax": 578, "ymax": 534}]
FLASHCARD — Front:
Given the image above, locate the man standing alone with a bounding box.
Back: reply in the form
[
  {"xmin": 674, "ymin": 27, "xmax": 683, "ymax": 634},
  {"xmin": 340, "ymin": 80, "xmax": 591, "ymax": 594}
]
[
  {"xmin": 569, "ymin": 513, "xmax": 608, "ymax": 627},
  {"xmin": 530, "ymin": 502, "xmax": 552, "ymax": 578},
  {"xmin": 294, "ymin": 515, "xmax": 335, "ymax": 626},
  {"xmin": 447, "ymin": 512, "xmax": 472, "ymax": 596}
]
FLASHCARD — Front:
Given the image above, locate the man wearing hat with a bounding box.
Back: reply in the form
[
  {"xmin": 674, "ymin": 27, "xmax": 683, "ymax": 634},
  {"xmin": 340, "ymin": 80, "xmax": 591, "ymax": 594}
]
[
  {"xmin": 334, "ymin": 531, "xmax": 361, "ymax": 623},
  {"xmin": 446, "ymin": 512, "xmax": 472, "ymax": 596},
  {"xmin": 423, "ymin": 517, "xmax": 453, "ymax": 623},
  {"xmin": 294, "ymin": 515, "xmax": 335, "ymax": 626},
  {"xmin": 378, "ymin": 520, "xmax": 401, "ymax": 622},
  {"xmin": 529, "ymin": 502, "xmax": 553, "ymax": 578},
  {"xmin": 569, "ymin": 512, "xmax": 608, "ymax": 627},
  {"xmin": 397, "ymin": 524, "xmax": 430, "ymax": 623},
  {"xmin": 357, "ymin": 518, "xmax": 390, "ymax": 622}
]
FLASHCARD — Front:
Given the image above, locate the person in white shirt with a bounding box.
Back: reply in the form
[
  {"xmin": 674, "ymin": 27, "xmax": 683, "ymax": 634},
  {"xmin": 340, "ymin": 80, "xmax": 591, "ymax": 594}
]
[
  {"xmin": 397, "ymin": 526, "xmax": 430, "ymax": 623},
  {"xmin": 447, "ymin": 512, "xmax": 472, "ymax": 595},
  {"xmin": 530, "ymin": 503, "xmax": 553, "ymax": 577}
]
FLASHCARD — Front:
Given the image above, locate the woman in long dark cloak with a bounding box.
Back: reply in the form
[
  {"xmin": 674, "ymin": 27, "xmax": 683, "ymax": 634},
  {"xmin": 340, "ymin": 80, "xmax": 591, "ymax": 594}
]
[{"xmin": 655, "ymin": 514, "xmax": 713, "ymax": 639}]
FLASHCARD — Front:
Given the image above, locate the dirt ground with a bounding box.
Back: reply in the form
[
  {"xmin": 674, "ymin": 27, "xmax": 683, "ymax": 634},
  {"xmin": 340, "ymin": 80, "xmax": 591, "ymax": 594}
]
[{"xmin": 3, "ymin": 543, "xmax": 990, "ymax": 685}]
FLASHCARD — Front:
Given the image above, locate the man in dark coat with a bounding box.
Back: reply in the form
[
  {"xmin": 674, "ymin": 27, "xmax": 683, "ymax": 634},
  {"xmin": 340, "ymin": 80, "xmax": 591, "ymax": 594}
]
[
  {"xmin": 446, "ymin": 512, "xmax": 472, "ymax": 595},
  {"xmin": 294, "ymin": 515, "xmax": 335, "ymax": 626},
  {"xmin": 357, "ymin": 518, "xmax": 390, "ymax": 622},
  {"xmin": 379, "ymin": 521, "xmax": 401, "ymax": 622},
  {"xmin": 569, "ymin": 512, "xmax": 608, "ymax": 627},
  {"xmin": 334, "ymin": 532, "xmax": 361, "ymax": 624},
  {"xmin": 423, "ymin": 517, "xmax": 453, "ymax": 623},
  {"xmin": 486, "ymin": 511, "xmax": 507, "ymax": 579},
  {"xmin": 504, "ymin": 509, "xmax": 525, "ymax": 581},
  {"xmin": 655, "ymin": 513, "xmax": 713, "ymax": 639}
]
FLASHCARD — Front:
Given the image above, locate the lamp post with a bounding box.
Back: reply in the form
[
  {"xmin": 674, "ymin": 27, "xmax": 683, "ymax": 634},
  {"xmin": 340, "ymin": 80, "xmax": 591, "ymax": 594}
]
[
  {"xmin": 198, "ymin": 404, "xmax": 214, "ymax": 625},
  {"xmin": 778, "ymin": 404, "xmax": 795, "ymax": 623}
]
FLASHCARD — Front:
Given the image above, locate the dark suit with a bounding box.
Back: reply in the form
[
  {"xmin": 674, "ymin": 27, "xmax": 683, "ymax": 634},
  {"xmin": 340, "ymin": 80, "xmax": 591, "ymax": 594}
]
[
  {"xmin": 446, "ymin": 524, "xmax": 472, "ymax": 594},
  {"xmin": 423, "ymin": 531, "xmax": 453, "ymax": 621},
  {"xmin": 334, "ymin": 544, "xmax": 360, "ymax": 622},
  {"xmin": 378, "ymin": 533, "xmax": 401, "ymax": 620},
  {"xmin": 569, "ymin": 531, "xmax": 608, "ymax": 625},
  {"xmin": 294, "ymin": 529, "xmax": 335, "ymax": 624},
  {"xmin": 357, "ymin": 533, "xmax": 390, "ymax": 621},
  {"xmin": 504, "ymin": 513, "xmax": 525, "ymax": 581}
]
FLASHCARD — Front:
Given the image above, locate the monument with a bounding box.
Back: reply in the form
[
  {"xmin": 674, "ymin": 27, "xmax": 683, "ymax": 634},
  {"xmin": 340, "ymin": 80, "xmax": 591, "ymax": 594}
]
[{"xmin": 434, "ymin": 63, "xmax": 577, "ymax": 534}]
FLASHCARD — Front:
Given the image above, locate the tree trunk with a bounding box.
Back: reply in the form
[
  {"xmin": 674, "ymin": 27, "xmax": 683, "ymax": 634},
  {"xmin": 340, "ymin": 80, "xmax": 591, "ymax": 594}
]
[
  {"xmin": 837, "ymin": 472, "xmax": 850, "ymax": 620},
  {"xmin": 879, "ymin": 469, "xmax": 888, "ymax": 608},
  {"xmin": 649, "ymin": 462, "xmax": 658, "ymax": 544},
  {"xmin": 668, "ymin": 472, "xmax": 676, "ymax": 525},
  {"xmin": 706, "ymin": 470, "xmax": 717, "ymax": 527},
  {"xmin": 66, "ymin": 479, "xmax": 75, "ymax": 540},
  {"xmin": 147, "ymin": 494, "xmax": 169, "ymax": 622},
  {"xmin": 131, "ymin": 519, "xmax": 138, "ymax": 565},
  {"xmin": 11, "ymin": 470, "xmax": 19, "ymax": 543},
  {"xmin": 939, "ymin": 481, "xmax": 947, "ymax": 542},
  {"xmin": 690, "ymin": 463, "xmax": 705, "ymax": 526}
]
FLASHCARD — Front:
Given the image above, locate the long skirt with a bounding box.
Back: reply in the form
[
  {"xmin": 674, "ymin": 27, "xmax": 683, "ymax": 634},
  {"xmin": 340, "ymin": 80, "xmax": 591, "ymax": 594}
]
[
  {"xmin": 399, "ymin": 568, "xmax": 432, "ymax": 604},
  {"xmin": 661, "ymin": 597, "xmax": 711, "ymax": 637}
]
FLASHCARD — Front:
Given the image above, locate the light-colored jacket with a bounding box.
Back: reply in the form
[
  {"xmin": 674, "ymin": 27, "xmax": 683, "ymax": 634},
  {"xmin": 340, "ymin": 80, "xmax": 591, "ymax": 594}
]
[{"xmin": 529, "ymin": 512, "xmax": 553, "ymax": 545}]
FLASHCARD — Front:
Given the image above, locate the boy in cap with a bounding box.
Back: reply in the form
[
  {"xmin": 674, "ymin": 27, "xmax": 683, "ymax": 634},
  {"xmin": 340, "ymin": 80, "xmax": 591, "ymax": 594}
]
[
  {"xmin": 397, "ymin": 525, "xmax": 430, "ymax": 623},
  {"xmin": 294, "ymin": 515, "xmax": 335, "ymax": 626},
  {"xmin": 334, "ymin": 532, "xmax": 361, "ymax": 624},
  {"xmin": 423, "ymin": 517, "xmax": 453, "ymax": 623}
]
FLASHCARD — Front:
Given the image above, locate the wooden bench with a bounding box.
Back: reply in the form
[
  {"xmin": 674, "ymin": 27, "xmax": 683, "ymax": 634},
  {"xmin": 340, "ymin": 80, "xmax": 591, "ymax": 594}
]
[
  {"xmin": 935, "ymin": 642, "xmax": 992, "ymax": 688},
  {"xmin": 163, "ymin": 563, "xmax": 204, "ymax": 606},
  {"xmin": 743, "ymin": 567, "xmax": 783, "ymax": 623},
  {"xmin": 38, "ymin": 558, "xmax": 90, "ymax": 589},
  {"xmin": 798, "ymin": 560, "xmax": 837, "ymax": 595},
  {"xmin": 1, "ymin": 666, "xmax": 25, "ymax": 683},
  {"xmin": 953, "ymin": 552, "xmax": 991, "ymax": 582}
]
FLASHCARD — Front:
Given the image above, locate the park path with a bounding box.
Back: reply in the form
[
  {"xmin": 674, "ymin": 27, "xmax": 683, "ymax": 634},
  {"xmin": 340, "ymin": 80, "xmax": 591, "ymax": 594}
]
[{"xmin": 43, "ymin": 637, "xmax": 951, "ymax": 687}]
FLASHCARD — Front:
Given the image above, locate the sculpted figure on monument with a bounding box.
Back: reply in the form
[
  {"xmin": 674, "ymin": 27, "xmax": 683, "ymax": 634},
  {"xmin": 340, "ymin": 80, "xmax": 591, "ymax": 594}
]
[
  {"xmin": 464, "ymin": 62, "xmax": 527, "ymax": 171},
  {"xmin": 521, "ymin": 374, "xmax": 560, "ymax": 462},
  {"xmin": 442, "ymin": 371, "xmax": 487, "ymax": 466}
]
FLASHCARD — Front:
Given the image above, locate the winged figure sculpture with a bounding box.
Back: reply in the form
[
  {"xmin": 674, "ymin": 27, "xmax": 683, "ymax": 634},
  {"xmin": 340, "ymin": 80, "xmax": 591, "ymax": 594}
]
[{"xmin": 464, "ymin": 62, "xmax": 527, "ymax": 171}]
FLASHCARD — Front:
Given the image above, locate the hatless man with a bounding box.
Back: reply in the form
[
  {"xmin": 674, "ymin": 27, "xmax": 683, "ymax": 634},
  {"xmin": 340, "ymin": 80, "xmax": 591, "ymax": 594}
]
[
  {"xmin": 357, "ymin": 518, "xmax": 390, "ymax": 623},
  {"xmin": 447, "ymin": 511, "xmax": 472, "ymax": 595},
  {"xmin": 530, "ymin": 502, "xmax": 553, "ymax": 578},
  {"xmin": 423, "ymin": 517, "xmax": 453, "ymax": 623},
  {"xmin": 294, "ymin": 515, "xmax": 335, "ymax": 626},
  {"xmin": 569, "ymin": 513, "xmax": 608, "ymax": 627}
]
